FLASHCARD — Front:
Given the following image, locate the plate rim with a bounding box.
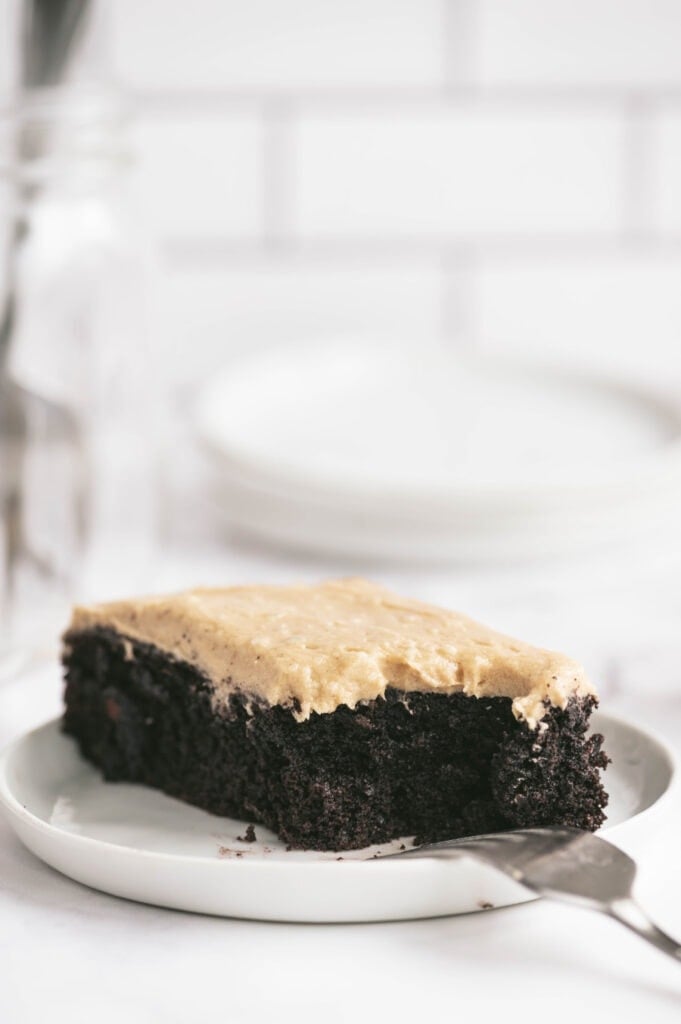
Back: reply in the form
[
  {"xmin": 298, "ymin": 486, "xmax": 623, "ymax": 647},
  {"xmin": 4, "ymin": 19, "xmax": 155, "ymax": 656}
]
[{"xmin": 0, "ymin": 710, "xmax": 676, "ymax": 871}]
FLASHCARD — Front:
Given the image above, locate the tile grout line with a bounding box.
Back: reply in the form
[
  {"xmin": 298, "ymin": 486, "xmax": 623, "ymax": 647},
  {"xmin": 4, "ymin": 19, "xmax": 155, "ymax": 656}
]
[
  {"xmin": 620, "ymin": 96, "xmax": 656, "ymax": 242},
  {"xmin": 441, "ymin": 0, "xmax": 482, "ymax": 352},
  {"xmin": 161, "ymin": 233, "xmax": 681, "ymax": 268},
  {"xmin": 443, "ymin": 0, "xmax": 480, "ymax": 91},
  {"xmin": 440, "ymin": 250, "xmax": 480, "ymax": 351},
  {"xmin": 132, "ymin": 86, "xmax": 681, "ymax": 111},
  {"xmin": 260, "ymin": 98, "xmax": 297, "ymax": 248}
]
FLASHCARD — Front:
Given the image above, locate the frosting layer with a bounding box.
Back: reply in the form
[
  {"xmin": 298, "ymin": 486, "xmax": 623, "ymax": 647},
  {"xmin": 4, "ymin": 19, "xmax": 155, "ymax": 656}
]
[{"xmin": 66, "ymin": 578, "xmax": 596, "ymax": 727}]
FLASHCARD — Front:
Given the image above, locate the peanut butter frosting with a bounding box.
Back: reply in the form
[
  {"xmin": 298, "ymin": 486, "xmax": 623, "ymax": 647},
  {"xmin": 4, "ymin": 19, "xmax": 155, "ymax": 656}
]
[{"xmin": 66, "ymin": 578, "xmax": 596, "ymax": 728}]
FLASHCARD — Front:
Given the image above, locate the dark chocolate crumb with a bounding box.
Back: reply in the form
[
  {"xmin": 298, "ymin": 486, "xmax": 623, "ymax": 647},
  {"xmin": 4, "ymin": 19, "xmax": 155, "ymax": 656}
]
[
  {"xmin": 61, "ymin": 627, "xmax": 609, "ymax": 852},
  {"xmin": 478, "ymin": 900, "xmax": 494, "ymax": 910},
  {"xmin": 237, "ymin": 824, "xmax": 257, "ymax": 843},
  {"xmin": 104, "ymin": 696, "xmax": 120, "ymax": 722}
]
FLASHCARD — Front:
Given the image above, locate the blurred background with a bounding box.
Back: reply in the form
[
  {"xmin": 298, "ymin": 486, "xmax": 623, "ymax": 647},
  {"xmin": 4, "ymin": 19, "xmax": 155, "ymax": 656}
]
[
  {"xmin": 3, "ymin": 0, "xmax": 681, "ymax": 729},
  {"xmin": 51, "ymin": 0, "xmax": 681, "ymax": 392}
]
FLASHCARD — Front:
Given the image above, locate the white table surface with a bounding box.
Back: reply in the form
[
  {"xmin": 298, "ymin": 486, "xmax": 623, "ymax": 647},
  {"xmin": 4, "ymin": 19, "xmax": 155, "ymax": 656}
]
[{"xmin": 2, "ymin": 541, "xmax": 681, "ymax": 1024}]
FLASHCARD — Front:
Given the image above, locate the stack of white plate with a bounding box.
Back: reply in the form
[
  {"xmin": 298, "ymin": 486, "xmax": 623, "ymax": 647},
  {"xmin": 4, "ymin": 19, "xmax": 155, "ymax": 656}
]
[{"xmin": 194, "ymin": 339, "xmax": 681, "ymax": 563}]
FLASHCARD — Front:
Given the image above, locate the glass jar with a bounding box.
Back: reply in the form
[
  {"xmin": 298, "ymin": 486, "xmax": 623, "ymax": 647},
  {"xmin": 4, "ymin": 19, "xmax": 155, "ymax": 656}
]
[{"xmin": 0, "ymin": 88, "xmax": 158, "ymax": 675}]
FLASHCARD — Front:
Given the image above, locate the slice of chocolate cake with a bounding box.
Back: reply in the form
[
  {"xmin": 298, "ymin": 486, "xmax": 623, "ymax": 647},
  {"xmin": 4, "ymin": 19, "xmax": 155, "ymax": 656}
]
[{"xmin": 62, "ymin": 578, "xmax": 608, "ymax": 851}]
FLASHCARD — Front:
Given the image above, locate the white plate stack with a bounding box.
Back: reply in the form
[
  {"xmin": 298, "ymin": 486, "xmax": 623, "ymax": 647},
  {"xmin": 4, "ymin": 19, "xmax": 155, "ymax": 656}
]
[{"xmin": 194, "ymin": 340, "xmax": 681, "ymax": 563}]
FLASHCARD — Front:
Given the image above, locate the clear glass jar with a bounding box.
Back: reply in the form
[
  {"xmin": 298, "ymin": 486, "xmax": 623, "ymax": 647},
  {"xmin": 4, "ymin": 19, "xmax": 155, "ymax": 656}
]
[{"xmin": 0, "ymin": 88, "xmax": 158, "ymax": 675}]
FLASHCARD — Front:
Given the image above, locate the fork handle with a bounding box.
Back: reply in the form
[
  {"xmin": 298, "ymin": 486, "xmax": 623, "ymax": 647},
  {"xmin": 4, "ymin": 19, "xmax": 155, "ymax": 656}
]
[{"xmin": 607, "ymin": 898, "xmax": 681, "ymax": 963}]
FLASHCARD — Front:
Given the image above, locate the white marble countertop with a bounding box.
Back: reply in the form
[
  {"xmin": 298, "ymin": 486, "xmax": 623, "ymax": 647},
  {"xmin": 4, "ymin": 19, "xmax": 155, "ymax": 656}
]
[{"xmin": 2, "ymin": 543, "xmax": 681, "ymax": 1024}]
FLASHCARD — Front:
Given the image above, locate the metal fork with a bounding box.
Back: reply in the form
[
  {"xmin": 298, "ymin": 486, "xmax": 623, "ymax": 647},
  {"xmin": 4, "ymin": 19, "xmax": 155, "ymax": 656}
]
[{"xmin": 387, "ymin": 827, "xmax": 681, "ymax": 963}]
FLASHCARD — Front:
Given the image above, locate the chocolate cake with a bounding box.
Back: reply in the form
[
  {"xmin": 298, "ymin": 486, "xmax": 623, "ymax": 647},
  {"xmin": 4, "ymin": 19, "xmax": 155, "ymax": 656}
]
[{"xmin": 61, "ymin": 579, "xmax": 608, "ymax": 851}]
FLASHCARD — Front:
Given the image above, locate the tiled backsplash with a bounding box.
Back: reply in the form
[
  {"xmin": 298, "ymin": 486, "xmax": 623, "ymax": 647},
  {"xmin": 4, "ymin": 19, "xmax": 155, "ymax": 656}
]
[{"xmin": 111, "ymin": 1, "xmax": 681, "ymax": 389}]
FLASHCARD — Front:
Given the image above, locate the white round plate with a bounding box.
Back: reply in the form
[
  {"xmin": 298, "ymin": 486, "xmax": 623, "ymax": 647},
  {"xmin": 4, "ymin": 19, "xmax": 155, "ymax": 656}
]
[
  {"xmin": 0, "ymin": 712, "xmax": 675, "ymax": 922},
  {"xmin": 195, "ymin": 341, "xmax": 681, "ymax": 562}
]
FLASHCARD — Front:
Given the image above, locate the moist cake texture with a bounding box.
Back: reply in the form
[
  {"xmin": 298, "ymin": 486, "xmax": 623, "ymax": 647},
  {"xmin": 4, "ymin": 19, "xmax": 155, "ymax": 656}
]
[{"xmin": 62, "ymin": 579, "xmax": 609, "ymax": 851}]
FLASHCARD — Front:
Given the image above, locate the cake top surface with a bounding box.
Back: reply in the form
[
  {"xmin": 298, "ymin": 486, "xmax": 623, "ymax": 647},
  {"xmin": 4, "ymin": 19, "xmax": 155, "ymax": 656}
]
[{"xmin": 67, "ymin": 578, "xmax": 596, "ymax": 727}]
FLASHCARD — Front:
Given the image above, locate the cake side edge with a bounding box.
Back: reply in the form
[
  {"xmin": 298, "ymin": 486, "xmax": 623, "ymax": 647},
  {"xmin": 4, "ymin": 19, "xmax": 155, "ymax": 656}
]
[{"xmin": 61, "ymin": 626, "xmax": 609, "ymax": 851}]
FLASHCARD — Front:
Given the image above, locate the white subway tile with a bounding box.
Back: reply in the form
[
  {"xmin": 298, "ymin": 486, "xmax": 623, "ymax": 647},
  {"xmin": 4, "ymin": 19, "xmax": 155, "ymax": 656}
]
[
  {"xmin": 296, "ymin": 107, "xmax": 625, "ymax": 237},
  {"xmin": 131, "ymin": 112, "xmax": 264, "ymax": 238},
  {"xmin": 477, "ymin": 255, "xmax": 681, "ymax": 386},
  {"xmin": 112, "ymin": 0, "xmax": 443, "ymax": 89},
  {"xmin": 478, "ymin": 0, "xmax": 681, "ymax": 87},
  {"xmin": 651, "ymin": 110, "xmax": 681, "ymax": 234},
  {"xmin": 153, "ymin": 260, "xmax": 444, "ymax": 390}
]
